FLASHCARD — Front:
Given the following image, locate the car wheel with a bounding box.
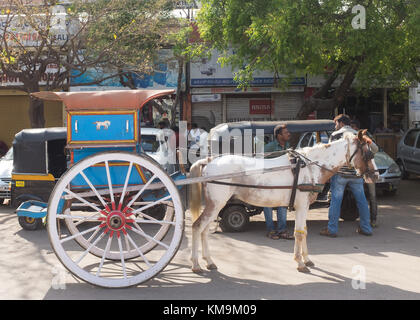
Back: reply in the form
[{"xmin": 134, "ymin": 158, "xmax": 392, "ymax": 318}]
[
  {"xmin": 219, "ymin": 205, "xmax": 250, "ymax": 232},
  {"xmin": 397, "ymin": 159, "xmax": 410, "ymax": 180}
]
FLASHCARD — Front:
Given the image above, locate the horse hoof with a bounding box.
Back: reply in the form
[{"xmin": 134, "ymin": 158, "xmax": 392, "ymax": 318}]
[
  {"xmin": 297, "ymin": 266, "xmax": 311, "ymax": 273},
  {"xmin": 207, "ymin": 263, "xmax": 218, "ymax": 270},
  {"xmin": 192, "ymin": 267, "xmax": 204, "ymax": 274},
  {"xmin": 305, "ymin": 261, "xmax": 315, "ymax": 267}
]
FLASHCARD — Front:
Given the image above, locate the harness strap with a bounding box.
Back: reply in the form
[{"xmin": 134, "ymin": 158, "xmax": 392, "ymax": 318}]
[
  {"xmin": 207, "ymin": 180, "xmax": 324, "ymax": 192},
  {"xmin": 288, "ymin": 158, "xmax": 303, "ymax": 210}
]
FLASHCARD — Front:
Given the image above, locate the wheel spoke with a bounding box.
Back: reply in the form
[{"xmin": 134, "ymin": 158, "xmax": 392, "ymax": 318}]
[
  {"xmin": 125, "ymin": 174, "xmax": 157, "ymax": 208},
  {"xmin": 96, "ymin": 236, "xmax": 112, "ymax": 277},
  {"xmin": 134, "ymin": 218, "xmax": 175, "ymax": 225},
  {"xmin": 118, "ymin": 161, "xmax": 133, "ymax": 210},
  {"xmin": 124, "ymin": 232, "xmax": 152, "ymax": 267},
  {"xmin": 79, "ymin": 170, "xmax": 109, "ymax": 209},
  {"xmin": 63, "ymin": 188, "xmax": 103, "ymax": 214},
  {"xmin": 104, "ymin": 160, "xmax": 115, "ymax": 209},
  {"xmin": 75, "ymin": 230, "xmax": 107, "ymax": 264},
  {"xmin": 130, "ymin": 195, "xmax": 172, "ymax": 215},
  {"xmin": 130, "ymin": 225, "xmax": 169, "ymax": 250},
  {"xmin": 117, "ymin": 236, "xmax": 127, "ymax": 279},
  {"xmin": 60, "ymin": 225, "xmax": 101, "ymax": 244}
]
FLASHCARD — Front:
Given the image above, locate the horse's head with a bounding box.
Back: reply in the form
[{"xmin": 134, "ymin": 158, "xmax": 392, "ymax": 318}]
[{"xmin": 346, "ymin": 129, "xmax": 379, "ymax": 183}]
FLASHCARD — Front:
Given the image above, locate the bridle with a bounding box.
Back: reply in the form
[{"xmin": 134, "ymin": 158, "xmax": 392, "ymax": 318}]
[{"xmin": 346, "ymin": 138, "xmax": 376, "ymax": 177}]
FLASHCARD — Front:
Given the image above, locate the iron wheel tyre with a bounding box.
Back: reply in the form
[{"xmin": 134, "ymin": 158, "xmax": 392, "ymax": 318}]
[
  {"xmin": 18, "ymin": 216, "xmax": 43, "ymax": 230},
  {"xmin": 219, "ymin": 205, "xmax": 250, "ymax": 232}
]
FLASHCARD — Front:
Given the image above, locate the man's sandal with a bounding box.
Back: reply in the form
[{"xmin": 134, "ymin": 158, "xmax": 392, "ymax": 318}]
[
  {"xmin": 266, "ymin": 230, "xmax": 280, "ymax": 240},
  {"xmin": 278, "ymin": 230, "xmax": 294, "ymax": 240}
]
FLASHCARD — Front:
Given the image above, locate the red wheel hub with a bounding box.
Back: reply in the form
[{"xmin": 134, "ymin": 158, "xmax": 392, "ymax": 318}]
[{"xmin": 107, "ymin": 211, "xmax": 126, "ymax": 231}]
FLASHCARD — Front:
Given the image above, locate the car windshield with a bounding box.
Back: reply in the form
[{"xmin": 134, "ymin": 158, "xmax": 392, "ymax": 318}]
[
  {"xmin": 141, "ymin": 135, "xmax": 160, "ymax": 152},
  {"xmin": 1, "ymin": 148, "xmax": 13, "ymax": 161}
]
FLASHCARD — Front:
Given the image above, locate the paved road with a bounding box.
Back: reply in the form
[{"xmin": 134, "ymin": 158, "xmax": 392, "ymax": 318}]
[{"xmin": 1, "ymin": 176, "xmax": 420, "ymax": 300}]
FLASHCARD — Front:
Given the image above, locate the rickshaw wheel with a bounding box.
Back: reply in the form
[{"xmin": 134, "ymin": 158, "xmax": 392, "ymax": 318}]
[
  {"xmin": 18, "ymin": 216, "xmax": 43, "ymax": 230},
  {"xmin": 47, "ymin": 152, "xmax": 184, "ymax": 288}
]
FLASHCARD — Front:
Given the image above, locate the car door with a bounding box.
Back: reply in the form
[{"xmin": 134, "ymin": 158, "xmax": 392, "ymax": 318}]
[
  {"xmin": 413, "ymin": 133, "xmax": 420, "ymax": 174},
  {"xmin": 401, "ymin": 129, "xmax": 420, "ymax": 173}
]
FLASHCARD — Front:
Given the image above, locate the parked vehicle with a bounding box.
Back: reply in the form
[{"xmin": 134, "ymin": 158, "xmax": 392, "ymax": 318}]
[
  {"xmin": 397, "ymin": 122, "xmax": 420, "ymax": 178},
  {"xmin": 11, "ymin": 127, "xmax": 67, "ymax": 229},
  {"xmin": 140, "ymin": 127, "xmax": 177, "ymax": 175},
  {"xmin": 0, "ymin": 148, "xmax": 13, "ymax": 204},
  {"xmin": 208, "ymin": 120, "xmax": 336, "ymax": 232}
]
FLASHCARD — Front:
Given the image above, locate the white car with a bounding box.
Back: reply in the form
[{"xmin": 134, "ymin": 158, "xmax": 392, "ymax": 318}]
[
  {"xmin": 0, "ymin": 148, "xmax": 13, "ymax": 204},
  {"xmin": 140, "ymin": 127, "xmax": 177, "ymax": 175}
]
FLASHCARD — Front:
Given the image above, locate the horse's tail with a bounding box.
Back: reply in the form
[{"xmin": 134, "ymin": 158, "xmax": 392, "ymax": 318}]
[{"xmin": 189, "ymin": 158, "xmax": 210, "ymax": 222}]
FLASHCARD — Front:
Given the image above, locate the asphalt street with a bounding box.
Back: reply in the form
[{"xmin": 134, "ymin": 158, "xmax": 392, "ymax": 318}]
[{"xmin": 0, "ymin": 176, "xmax": 419, "ymax": 300}]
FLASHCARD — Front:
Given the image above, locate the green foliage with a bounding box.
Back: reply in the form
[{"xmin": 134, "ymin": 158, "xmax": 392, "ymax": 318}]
[{"xmin": 197, "ymin": 0, "xmax": 420, "ymax": 90}]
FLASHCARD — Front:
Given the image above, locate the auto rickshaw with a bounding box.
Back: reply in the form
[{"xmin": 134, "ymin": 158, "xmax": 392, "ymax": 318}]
[{"xmin": 11, "ymin": 127, "xmax": 67, "ymax": 229}]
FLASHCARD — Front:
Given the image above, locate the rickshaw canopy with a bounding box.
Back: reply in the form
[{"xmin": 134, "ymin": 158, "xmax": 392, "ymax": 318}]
[
  {"xmin": 31, "ymin": 89, "xmax": 175, "ymax": 111},
  {"xmin": 12, "ymin": 127, "xmax": 67, "ymax": 175},
  {"xmin": 209, "ymin": 120, "xmax": 335, "ymax": 139}
]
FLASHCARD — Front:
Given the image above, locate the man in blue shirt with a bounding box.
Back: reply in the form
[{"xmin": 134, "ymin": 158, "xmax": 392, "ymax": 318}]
[{"xmin": 263, "ymin": 124, "xmax": 294, "ymax": 240}]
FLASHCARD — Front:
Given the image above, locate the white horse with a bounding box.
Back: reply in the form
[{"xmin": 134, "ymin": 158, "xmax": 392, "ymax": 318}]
[{"xmin": 188, "ymin": 130, "xmax": 377, "ymax": 273}]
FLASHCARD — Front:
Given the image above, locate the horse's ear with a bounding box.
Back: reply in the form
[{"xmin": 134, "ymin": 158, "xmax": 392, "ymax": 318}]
[
  {"xmin": 357, "ymin": 129, "xmax": 364, "ymax": 141},
  {"xmin": 362, "ymin": 129, "xmax": 368, "ymax": 136}
]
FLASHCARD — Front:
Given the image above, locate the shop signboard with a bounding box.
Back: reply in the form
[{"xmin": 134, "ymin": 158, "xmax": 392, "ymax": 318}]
[
  {"xmin": 190, "ymin": 49, "xmax": 305, "ymax": 87},
  {"xmin": 249, "ymin": 99, "xmax": 273, "ymax": 114},
  {"xmin": 70, "ymin": 49, "xmax": 184, "ymax": 91}
]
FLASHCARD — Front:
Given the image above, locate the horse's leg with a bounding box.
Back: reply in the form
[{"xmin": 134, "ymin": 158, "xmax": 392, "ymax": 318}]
[
  {"xmin": 301, "ymin": 225, "xmax": 314, "ymax": 267},
  {"xmin": 191, "ymin": 199, "xmax": 227, "ymax": 273},
  {"xmin": 201, "ymin": 223, "xmax": 217, "ymax": 270},
  {"xmin": 294, "ymin": 195, "xmax": 312, "ymax": 273}
]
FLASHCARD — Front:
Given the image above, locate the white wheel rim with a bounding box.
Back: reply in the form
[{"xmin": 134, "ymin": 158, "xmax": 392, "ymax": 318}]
[{"xmin": 47, "ymin": 152, "xmax": 184, "ymax": 288}]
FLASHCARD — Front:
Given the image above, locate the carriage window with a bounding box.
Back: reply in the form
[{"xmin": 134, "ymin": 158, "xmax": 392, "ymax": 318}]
[
  {"xmin": 141, "ymin": 135, "xmax": 160, "ymax": 152},
  {"xmin": 404, "ymin": 130, "xmax": 419, "ymax": 147}
]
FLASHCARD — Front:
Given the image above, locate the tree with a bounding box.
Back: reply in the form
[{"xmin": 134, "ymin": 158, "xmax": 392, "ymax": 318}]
[
  {"xmin": 0, "ymin": 0, "xmax": 177, "ymax": 128},
  {"xmin": 196, "ymin": 0, "xmax": 420, "ymax": 119}
]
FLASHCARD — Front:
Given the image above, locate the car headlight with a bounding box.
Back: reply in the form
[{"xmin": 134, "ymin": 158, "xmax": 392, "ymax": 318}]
[{"xmin": 388, "ymin": 163, "xmax": 401, "ymax": 174}]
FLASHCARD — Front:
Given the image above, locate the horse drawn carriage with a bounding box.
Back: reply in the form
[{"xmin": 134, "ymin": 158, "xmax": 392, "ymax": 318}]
[{"xmin": 20, "ymin": 89, "xmax": 376, "ymax": 287}]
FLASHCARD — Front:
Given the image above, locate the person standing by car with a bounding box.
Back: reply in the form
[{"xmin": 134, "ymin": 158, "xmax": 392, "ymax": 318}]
[
  {"xmin": 320, "ymin": 114, "xmax": 377, "ymax": 237},
  {"xmin": 263, "ymin": 124, "xmax": 294, "ymax": 240},
  {"xmin": 350, "ymin": 119, "xmax": 378, "ymax": 227}
]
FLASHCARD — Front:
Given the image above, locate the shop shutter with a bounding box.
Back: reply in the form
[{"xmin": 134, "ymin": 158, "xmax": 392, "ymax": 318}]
[
  {"xmin": 272, "ymin": 92, "xmax": 303, "ymax": 120},
  {"xmin": 191, "ymin": 101, "xmax": 222, "ymax": 131}
]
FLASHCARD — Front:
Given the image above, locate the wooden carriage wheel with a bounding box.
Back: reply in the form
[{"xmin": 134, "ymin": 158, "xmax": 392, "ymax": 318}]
[{"xmin": 47, "ymin": 152, "xmax": 184, "ymax": 288}]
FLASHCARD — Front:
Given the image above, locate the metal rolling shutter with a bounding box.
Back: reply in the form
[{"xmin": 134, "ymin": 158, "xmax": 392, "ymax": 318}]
[
  {"xmin": 273, "ymin": 92, "xmax": 303, "ymax": 120},
  {"xmin": 191, "ymin": 101, "xmax": 222, "ymax": 131}
]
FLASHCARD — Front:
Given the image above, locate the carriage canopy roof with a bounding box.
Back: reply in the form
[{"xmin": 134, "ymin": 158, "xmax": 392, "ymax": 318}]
[{"xmin": 31, "ymin": 89, "xmax": 175, "ymax": 111}]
